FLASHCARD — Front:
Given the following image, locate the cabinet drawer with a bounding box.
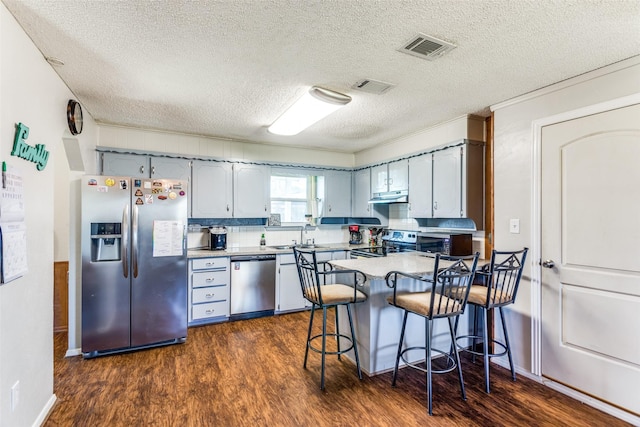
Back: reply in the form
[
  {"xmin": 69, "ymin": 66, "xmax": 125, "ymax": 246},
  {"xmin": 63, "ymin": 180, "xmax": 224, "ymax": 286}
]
[
  {"xmin": 192, "ymin": 257, "xmax": 229, "ymax": 271},
  {"xmin": 193, "ymin": 285, "xmax": 229, "ymax": 304},
  {"xmin": 192, "ymin": 301, "xmax": 229, "ymax": 320},
  {"xmin": 192, "ymin": 270, "xmax": 230, "ymax": 288}
]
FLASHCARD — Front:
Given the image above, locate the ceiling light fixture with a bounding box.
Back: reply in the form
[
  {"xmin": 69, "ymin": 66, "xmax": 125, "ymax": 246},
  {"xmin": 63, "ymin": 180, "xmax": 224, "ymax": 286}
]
[{"xmin": 268, "ymin": 86, "xmax": 352, "ymax": 136}]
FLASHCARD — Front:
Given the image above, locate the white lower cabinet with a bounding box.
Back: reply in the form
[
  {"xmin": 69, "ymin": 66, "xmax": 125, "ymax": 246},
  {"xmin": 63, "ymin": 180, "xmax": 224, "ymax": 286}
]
[
  {"xmin": 188, "ymin": 257, "xmax": 230, "ymax": 325},
  {"xmin": 276, "ymin": 251, "xmax": 333, "ymax": 313}
]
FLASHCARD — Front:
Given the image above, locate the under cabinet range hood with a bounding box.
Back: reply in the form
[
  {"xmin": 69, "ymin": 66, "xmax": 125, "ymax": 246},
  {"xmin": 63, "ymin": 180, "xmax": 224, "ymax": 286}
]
[{"xmin": 368, "ymin": 190, "xmax": 408, "ymax": 204}]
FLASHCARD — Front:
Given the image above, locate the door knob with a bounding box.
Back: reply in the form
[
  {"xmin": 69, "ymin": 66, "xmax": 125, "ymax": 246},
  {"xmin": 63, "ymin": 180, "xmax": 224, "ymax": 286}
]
[{"xmin": 541, "ymin": 260, "xmax": 555, "ymax": 268}]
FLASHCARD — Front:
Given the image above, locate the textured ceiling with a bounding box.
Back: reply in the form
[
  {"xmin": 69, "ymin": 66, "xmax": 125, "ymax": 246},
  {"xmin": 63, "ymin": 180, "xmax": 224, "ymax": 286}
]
[{"xmin": 3, "ymin": 0, "xmax": 640, "ymax": 153}]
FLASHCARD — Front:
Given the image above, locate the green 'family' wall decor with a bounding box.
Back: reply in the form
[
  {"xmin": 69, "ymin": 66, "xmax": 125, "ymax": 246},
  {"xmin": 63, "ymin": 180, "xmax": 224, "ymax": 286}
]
[{"xmin": 11, "ymin": 122, "xmax": 49, "ymax": 170}]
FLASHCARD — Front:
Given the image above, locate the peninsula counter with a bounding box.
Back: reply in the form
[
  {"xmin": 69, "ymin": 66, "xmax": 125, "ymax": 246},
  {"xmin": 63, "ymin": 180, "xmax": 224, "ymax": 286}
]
[{"xmin": 329, "ymin": 252, "xmax": 474, "ymax": 376}]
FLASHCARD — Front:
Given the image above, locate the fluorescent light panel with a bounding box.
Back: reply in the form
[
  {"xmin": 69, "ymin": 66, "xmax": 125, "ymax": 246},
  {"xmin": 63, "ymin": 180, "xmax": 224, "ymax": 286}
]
[{"xmin": 268, "ymin": 86, "xmax": 351, "ymax": 136}]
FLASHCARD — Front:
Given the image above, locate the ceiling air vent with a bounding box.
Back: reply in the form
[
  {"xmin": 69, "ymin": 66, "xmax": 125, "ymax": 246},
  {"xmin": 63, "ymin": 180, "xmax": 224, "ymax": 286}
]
[
  {"xmin": 351, "ymin": 79, "xmax": 396, "ymax": 95},
  {"xmin": 399, "ymin": 33, "xmax": 457, "ymax": 61}
]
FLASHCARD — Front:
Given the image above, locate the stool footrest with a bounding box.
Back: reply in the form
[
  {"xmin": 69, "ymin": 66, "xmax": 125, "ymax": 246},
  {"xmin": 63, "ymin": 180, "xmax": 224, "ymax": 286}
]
[
  {"xmin": 308, "ymin": 333, "xmax": 354, "ymax": 356},
  {"xmin": 400, "ymin": 346, "xmax": 457, "ymax": 375},
  {"xmin": 456, "ymin": 334, "xmax": 509, "ymax": 358}
]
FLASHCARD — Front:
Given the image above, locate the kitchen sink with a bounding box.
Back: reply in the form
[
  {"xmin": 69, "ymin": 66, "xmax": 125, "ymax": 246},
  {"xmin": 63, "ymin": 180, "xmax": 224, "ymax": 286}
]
[
  {"xmin": 269, "ymin": 245, "xmax": 294, "ymax": 250},
  {"xmin": 269, "ymin": 244, "xmax": 328, "ymax": 250}
]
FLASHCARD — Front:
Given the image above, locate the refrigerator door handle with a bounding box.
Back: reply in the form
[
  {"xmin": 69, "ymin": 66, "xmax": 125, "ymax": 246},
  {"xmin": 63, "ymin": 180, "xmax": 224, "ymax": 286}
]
[
  {"xmin": 132, "ymin": 204, "xmax": 139, "ymax": 278},
  {"xmin": 122, "ymin": 204, "xmax": 129, "ymax": 278}
]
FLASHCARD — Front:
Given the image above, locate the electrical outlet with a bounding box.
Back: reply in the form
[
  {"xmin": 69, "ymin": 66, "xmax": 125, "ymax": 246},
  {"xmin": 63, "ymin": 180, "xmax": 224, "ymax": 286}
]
[
  {"xmin": 509, "ymin": 218, "xmax": 520, "ymax": 234},
  {"xmin": 11, "ymin": 381, "xmax": 19, "ymax": 412}
]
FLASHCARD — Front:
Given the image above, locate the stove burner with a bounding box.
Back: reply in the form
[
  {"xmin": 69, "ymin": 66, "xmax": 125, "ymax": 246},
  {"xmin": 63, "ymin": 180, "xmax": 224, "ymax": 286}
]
[{"xmin": 350, "ymin": 245, "xmax": 414, "ymax": 258}]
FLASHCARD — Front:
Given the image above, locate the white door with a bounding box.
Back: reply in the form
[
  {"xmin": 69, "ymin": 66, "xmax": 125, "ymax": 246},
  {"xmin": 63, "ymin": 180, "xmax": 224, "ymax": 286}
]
[{"xmin": 541, "ymin": 103, "xmax": 640, "ymax": 415}]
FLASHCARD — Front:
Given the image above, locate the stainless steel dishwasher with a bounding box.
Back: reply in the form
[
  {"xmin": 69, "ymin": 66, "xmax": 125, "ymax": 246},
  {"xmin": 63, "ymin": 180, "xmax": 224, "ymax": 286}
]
[{"xmin": 230, "ymin": 254, "xmax": 276, "ymax": 318}]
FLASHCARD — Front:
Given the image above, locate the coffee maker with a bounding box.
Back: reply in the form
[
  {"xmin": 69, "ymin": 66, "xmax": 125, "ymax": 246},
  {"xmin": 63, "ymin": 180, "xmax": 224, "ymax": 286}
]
[
  {"xmin": 349, "ymin": 225, "xmax": 362, "ymax": 245},
  {"xmin": 208, "ymin": 226, "xmax": 227, "ymax": 250}
]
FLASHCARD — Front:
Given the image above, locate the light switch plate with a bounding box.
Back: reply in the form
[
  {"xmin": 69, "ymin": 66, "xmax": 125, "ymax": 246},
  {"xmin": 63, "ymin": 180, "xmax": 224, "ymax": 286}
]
[{"xmin": 510, "ymin": 218, "xmax": 520, "ymax": 234}]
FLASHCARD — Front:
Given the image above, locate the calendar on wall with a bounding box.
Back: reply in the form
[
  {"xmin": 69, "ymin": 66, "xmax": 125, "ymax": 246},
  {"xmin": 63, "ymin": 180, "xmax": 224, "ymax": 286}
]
[{"xmin": 1, "ymin": 163, "xmax": 28, "ymax": 284}]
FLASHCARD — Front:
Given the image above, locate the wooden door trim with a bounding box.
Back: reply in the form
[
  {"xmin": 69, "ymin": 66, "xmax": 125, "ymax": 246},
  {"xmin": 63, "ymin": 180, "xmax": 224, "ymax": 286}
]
[
  {"xmin": 485, "ymin": 114, "xmax": 494, "ymax": 256},
  {"xmin": 54, "ymin": 261, "xmax": 69, "ymax": 333}
]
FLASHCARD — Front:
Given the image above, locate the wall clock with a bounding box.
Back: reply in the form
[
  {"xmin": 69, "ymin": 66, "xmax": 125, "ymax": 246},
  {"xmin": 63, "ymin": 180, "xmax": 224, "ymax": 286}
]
[{"xmin": 67, "ymin": 99, "xmax": 83, "ymax": 135}]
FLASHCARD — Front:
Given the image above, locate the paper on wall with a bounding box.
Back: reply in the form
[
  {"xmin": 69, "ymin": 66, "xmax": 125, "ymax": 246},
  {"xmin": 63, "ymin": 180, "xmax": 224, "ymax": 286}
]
[{"xmin": 0, "ymin": 221, "xmax": 28, "ymax": 283}]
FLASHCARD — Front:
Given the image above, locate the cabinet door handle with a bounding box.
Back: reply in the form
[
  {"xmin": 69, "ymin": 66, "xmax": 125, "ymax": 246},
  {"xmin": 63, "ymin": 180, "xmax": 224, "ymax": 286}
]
[
  {"xmin": 140, "ymin": 165, "xmax": 145, "ymax": 174},
  {"xmin": 205, "ymin": 309, "xmax": 215, "ymax": 314},
  {"xmin": 205, "ymin": 277, "xmax": 215, "ymax": 282},
  {"xmin": 433, "ymin": 201, "xmax": 438, "ymax": 210},
  {"xmin": 151, "ymin": 166, "xmax": 156, "ymax": 175},
  {"xmin": 205, "ymin": 293, "xmax": 215, "ymax": 298},
  {"xmin": 226, "ymin": 204, "xmax": 230, "ymax": 212}
]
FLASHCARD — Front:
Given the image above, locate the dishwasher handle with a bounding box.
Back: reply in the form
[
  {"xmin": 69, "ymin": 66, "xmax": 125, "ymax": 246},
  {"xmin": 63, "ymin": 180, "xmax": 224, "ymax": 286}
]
[{"xmin": 231, "ymin": 254, "xmax": 276, "ymax": 262}]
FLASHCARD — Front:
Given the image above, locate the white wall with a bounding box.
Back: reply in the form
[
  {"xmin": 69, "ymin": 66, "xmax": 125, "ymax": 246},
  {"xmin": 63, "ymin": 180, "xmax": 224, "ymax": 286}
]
[
  {"xmin": 355, "ymin": 114, "xmax": 485, "ymax": 166},
  {"xmin": 97, "ymin": 124, "xmax": 355, "ymax": 168},
  {"xmin": 491, "ymin": 56, "xmax": 640, "ymax": 373},
  {"xmin": 0, "ymin": 4, "xmax": 98, "ymax": 426}
]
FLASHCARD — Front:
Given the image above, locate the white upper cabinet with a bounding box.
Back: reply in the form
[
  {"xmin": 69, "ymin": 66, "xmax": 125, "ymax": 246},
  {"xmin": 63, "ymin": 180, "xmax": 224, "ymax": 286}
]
[
  {"xmin": 370, "ymin": 164, "xmax": 388, "ymax": 194},
  {"xmin": 101, "ymin": 152, "xmax": 149, "ymax": 178},
  {"xmin": 101, "ymin": 152, "xmax": 190, "ymax": 180},
  {"xmin": 352, "ymin": 168, "xmax": 371, "ymax": 217},
  {"xmin": 150, "ymin": 157, "xmax": 191, "ymax": 180},
  {"xmin": 371, "ymin": 161, "xmax": 408, "ymax": 193},
  {"xmin": 431, "ymin": 143, "xmax": 484, "ymax": 226},
  {"xmin": 233, "ymin": 164, "xmax": 270, "ymax": 218},
  {"xmin": 408, "ymin": 154, "xmax": 433, "ymax": 218},
  {"xmin": 191, "ymin": 160, "xmax": 233, "ymax": 218},
  {"xmin": 388, "ymin": 160, "xmax": 409, "ymax": 192},
  {"xmin": 323, "ymin": 170, "xmax": 352, "ymax": 217},
  {"xmin": 432, "ymin": 148, "xmax": 463, "ymax": 218}
]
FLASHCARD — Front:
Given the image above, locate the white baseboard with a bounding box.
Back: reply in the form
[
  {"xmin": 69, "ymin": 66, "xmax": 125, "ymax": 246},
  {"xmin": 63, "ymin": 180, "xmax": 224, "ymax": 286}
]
[
  {"xmin": 491, "ymin": 359, "xmax": 639, "ymax": 425},
  {"xmin": 33, "ymin": 394, "xmax": 57, "ymax": 427},
  {"xmin": 65, "ymin": 347, "xmax": 82, "ymax": 357}
]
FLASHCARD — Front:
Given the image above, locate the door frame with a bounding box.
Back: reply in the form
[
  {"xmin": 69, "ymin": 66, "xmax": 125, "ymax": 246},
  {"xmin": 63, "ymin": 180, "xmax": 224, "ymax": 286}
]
[{"xmin": 530, "ymin": 92, "xmax": 640, "ymax": 422}]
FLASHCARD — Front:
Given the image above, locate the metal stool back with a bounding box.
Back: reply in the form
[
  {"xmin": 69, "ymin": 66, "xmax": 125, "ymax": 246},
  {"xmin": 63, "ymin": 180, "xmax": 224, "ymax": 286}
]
[
  {"xmin": 386, "ymin": 252, "xmax": 479, "ymax": 415},
  {"xmin": 457, "ymin": 247, "xmax": 528, "ymax": 393},
  {"xmin": 293, "ymin": 248, "xmax": 367, "ymax": 390}
]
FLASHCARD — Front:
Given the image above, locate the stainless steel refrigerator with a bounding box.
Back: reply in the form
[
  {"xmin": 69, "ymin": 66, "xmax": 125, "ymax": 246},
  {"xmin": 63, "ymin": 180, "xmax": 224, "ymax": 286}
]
[{"xmin": 81, "ymin": 175, "xmax": 188, "ymax": 357}]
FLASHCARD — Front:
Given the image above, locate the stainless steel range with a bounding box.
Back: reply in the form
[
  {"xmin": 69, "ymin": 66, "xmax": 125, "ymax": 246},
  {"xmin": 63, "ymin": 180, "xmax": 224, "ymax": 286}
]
[
  {"xmin": 350, "ymin": 230, "xmax": 418, "ymax": 258},
  {"xmin": 349, "ymin": 229, "xmax": 473, "ymax": 258}
]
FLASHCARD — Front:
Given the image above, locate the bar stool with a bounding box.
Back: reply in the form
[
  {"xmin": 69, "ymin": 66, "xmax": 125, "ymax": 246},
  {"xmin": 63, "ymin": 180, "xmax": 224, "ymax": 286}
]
[
  {"xmin": 293, "ymin": 248, "xmax": 367, "ymax": 390},
  {"xmin": 456, "ymin": 248, "xmax": 528, "ymax": 393},
  {"xmin": 385, "ymin": 252, "xmax": 479, "ymax": 415}
]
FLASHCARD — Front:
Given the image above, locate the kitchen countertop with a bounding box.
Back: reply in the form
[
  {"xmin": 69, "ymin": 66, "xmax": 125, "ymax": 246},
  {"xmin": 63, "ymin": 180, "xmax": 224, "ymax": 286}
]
[
  {"xmin": 329, "ymin": 252, "xmax": 449, "ymax": 280},
  {"xmin": 187, "ymin": 242, "xmax": 362, "ymax": 258},
  {"xmin": 329, "ymin": 252, "xmax": 484, "ymax": 280}
]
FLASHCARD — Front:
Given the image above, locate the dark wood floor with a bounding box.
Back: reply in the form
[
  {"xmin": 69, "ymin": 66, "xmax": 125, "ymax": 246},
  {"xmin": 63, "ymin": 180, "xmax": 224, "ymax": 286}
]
[{"xmin": 46, "ymin": 311, "xmax": 630, "ymax": 426}]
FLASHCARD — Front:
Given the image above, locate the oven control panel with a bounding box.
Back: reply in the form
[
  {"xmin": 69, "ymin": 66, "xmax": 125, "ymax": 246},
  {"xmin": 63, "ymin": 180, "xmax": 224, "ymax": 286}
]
[{"xmin": 382, "ymin": 230, "xmax": 417, "ymax": 245}]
